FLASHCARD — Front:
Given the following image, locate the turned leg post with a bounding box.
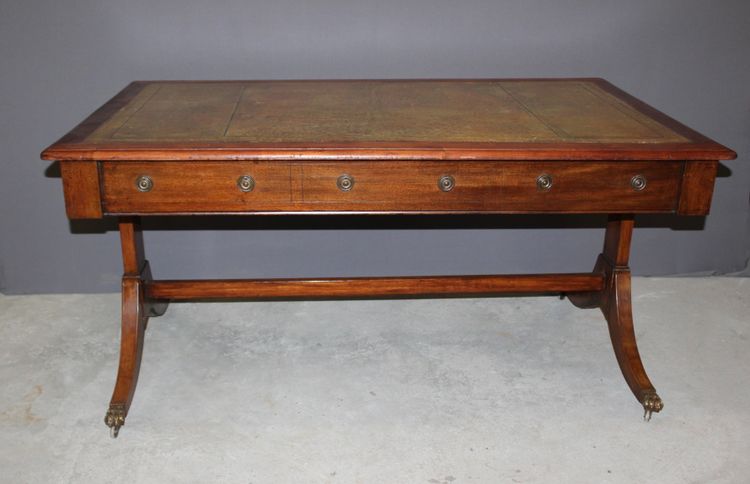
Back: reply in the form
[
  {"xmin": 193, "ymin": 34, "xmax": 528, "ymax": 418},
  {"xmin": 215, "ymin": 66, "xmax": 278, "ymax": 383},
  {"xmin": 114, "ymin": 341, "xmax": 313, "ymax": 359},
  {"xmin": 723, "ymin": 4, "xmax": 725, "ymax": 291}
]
[
  {"xmin": 569, "ymin": 214, "xmax": 663, "ymax": 420},
  {"xmin": 104, "ymin": 217, "xmax": 168, "ymax": 437}
]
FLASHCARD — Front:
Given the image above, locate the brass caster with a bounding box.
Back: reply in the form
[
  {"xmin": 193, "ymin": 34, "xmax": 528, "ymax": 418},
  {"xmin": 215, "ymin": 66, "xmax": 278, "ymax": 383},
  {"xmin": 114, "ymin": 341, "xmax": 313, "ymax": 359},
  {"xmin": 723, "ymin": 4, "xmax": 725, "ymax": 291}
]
[
  {"xmin": 105, "ymin": 404, "xmax": 126, "ymax": 438},
  {"xmin": 642, "ymin": 391, "xmax": 664, "ymax": 422}
]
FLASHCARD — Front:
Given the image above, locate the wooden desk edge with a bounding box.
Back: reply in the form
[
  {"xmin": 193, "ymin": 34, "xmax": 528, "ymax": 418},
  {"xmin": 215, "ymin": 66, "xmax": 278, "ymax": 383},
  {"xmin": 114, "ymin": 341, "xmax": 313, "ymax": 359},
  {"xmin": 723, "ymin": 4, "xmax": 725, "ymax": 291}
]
[{"xmin": 40, "ymin": 78, "xmax": 738, "ymax": 162}]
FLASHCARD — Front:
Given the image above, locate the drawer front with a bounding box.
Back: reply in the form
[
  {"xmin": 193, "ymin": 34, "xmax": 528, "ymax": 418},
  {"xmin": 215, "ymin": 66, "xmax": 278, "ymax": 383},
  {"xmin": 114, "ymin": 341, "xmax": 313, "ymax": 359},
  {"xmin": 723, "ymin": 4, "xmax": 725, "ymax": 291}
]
[
  {"xmin": 100, "ymin": 160, "xmax": 683, "ymax": 214},
  {"xmin": 102, "ymin": 161, "xmax": 291, "ymax": 213},
  {"xmin": 299, "ymin": 161, "xmax": 683, "ymax": 213}
]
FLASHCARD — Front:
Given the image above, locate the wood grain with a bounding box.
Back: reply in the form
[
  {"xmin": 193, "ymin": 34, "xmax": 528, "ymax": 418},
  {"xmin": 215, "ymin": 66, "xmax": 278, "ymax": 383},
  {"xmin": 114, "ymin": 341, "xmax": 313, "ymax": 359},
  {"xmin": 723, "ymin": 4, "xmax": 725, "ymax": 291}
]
[
  {"xmin": 146, "ymin": 273, "xmax": 604, "ymax": 300},
  {"xmin": 60, "ymin": 161, "xmax": 102, "ymax": 218},
  {"xmin": 299, "ymin": 161, "xmax": 682, "ymax": 213},
  {"xmin": 677, "ymin": 161, "xmax": 718, "ymax": 215},
  {"xmin": 119, "ymin": 217, "xmax": 145, "ymax": 275},
  {"xmin": 102, "ymin": 161, "xmax": 292, "ymax": 213},
  {"xmin": 99, "ymin": 160, "xmax": 684, "ymax": 215}
]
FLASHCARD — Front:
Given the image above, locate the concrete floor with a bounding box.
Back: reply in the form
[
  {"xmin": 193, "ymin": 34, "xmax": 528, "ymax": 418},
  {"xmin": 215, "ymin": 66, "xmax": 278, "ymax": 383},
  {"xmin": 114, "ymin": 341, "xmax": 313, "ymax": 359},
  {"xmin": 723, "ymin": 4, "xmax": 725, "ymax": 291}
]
[{"xmin": 0, "ymin": 277, "xmax": 748, "ymax": 483}]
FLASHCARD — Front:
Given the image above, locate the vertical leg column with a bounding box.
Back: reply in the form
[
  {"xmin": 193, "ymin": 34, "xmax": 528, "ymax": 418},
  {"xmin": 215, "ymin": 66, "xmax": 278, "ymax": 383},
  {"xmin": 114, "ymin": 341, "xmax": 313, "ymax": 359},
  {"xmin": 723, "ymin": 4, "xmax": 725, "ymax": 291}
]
[
  {"xmin": 104, "ymin": 217, "xmax": 167, "ymax": 437},
  {"xmin": 569, "ymin": 215, "xmax": 664, "ymax": 420}
]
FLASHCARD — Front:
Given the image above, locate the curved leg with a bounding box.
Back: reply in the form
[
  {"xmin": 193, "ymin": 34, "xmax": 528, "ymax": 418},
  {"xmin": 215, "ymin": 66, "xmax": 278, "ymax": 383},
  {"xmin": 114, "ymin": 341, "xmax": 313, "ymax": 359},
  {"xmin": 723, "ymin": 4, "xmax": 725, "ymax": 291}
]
[
  {"xmin": 104, "ymin": 217, "xmax": 167, "ymax": 437},
  {"xmin": 105, "ymin": 275, "xmax": 147, "ymax": 437},
  {"xmin": 567, "ymin": 215, "xmax": 663, "ymax": 419},
  {"xmin": 601, "ymin": 262, "xmax": 663, "ymax": 420}
]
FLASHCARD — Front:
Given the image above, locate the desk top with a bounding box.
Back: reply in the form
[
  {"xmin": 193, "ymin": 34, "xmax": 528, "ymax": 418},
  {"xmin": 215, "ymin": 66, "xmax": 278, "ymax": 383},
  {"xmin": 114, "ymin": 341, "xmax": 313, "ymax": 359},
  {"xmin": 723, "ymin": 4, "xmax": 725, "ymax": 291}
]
[{"xmin": 42, "ymin": 79, "xmax": 735, "ymax": 161}]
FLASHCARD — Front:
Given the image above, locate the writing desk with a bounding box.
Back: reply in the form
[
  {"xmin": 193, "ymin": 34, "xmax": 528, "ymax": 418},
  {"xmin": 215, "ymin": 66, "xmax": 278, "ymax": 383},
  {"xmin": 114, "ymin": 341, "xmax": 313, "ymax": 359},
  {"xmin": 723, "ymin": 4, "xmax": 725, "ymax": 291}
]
[{"xmin": 42, "ymin": 79, "xmax": 736, "ymax": 437}]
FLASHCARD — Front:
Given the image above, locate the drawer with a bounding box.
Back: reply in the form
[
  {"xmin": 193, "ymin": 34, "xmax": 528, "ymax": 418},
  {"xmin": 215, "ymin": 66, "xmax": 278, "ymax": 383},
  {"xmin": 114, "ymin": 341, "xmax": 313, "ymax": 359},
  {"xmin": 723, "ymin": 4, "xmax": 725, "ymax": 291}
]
[
  {"xmin": 99, "ymin": 160, "xmax": 683, "ymax": 215},
  {"xmin": 298, "ymin": 161, "xmax": 683, "ymax": 213},
  {"xmin": 101, "ymin": 161, "xmax": 291, "ymax": 213}
]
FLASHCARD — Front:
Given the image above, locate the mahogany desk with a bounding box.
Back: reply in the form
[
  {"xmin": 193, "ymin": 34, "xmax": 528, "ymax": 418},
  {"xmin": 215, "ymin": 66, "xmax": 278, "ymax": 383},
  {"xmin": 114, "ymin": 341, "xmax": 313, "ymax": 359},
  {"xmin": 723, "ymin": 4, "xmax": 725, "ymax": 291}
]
[{"xmin": 42, "ymin": 79, "xmax": 736, "ymax": 437}]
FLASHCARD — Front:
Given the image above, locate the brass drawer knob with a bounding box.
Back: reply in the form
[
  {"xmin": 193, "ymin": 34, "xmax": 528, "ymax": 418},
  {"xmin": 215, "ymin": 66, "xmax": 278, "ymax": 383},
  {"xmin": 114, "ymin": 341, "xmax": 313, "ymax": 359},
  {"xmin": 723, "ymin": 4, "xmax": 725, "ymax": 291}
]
[
  {"xmin": 630, "ymin": 174, "xmax": 647, "ymax": 191},
  {"xmin": 237, "ymin": 175, "xmax": 255, "ymax": 192},
  {"xmin": 337, "ymin": 174, "xmax": 354, "ymax": 192},
  {"xmin": 135, "ymin": 175, "xmax": 153, "ymax": 192},
  {"xmin": 536, "ymin": 174, "xmax": 553, "ymax": 191},
  {"xmin": 438, "ymin": 175, "xmax": 455, "ymax": 192}
]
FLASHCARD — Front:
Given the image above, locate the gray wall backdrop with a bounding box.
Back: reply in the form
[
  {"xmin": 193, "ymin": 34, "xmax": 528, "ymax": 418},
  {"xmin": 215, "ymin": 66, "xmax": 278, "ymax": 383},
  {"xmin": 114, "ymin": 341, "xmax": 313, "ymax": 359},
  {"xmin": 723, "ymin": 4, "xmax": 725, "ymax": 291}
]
[{"xmin": 1, "ymin": 0, "xmax": 748, "ymax": 294}]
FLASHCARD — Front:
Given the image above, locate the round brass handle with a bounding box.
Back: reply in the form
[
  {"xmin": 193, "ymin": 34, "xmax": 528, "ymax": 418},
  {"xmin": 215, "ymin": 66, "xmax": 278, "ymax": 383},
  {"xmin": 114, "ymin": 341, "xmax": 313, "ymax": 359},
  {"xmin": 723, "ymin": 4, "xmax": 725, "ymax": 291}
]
[
  {"xmin": 135, "ymin": 175, "xmax": 153, "ymax": 192},
  {"xmin": 536, "ymin": 174, "xmax": 553, "ymax": 191},
  {"xmin": 630, "ymin": 174, "xmax": 647, "ymax": 191},
  {"xmin": 337, "ymin": 174, "xmax": 354, "ymax": 192},
  {"xmin": 237, "ymin": 175, "xmax": 255, "ymax": 192},
  {"xmin": 438, "ymin": 175, "xmax": 455, "ymax": 192}
]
